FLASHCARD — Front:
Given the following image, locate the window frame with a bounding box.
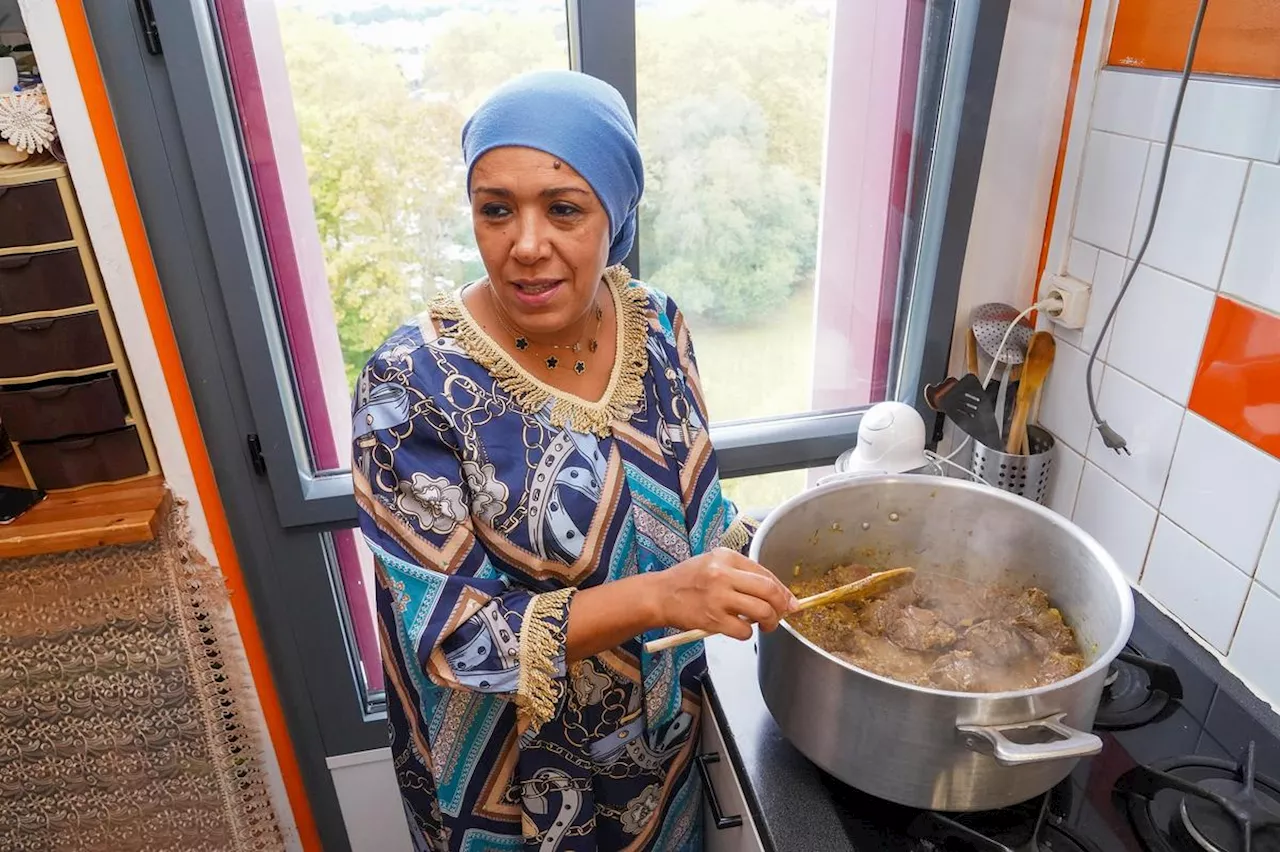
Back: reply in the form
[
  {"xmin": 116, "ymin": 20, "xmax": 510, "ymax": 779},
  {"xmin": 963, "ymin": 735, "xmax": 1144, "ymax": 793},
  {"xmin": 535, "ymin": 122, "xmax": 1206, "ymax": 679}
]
[
  {"xmin": 144, "ymin": 0, "xmax": 1006, "ymax": 533},
  {"xmin": 85, "ymin": 1, "xmax": 1009, "ymax": 847}
]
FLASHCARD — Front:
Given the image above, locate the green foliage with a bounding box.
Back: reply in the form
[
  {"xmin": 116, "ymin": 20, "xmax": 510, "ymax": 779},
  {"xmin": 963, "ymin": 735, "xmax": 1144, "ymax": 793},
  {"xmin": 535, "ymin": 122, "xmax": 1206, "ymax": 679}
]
[
  {"xmin": 639, "ymin": 89, "xmax": 817, "ymax": 324},
  {"xmin": 279, "ymin": 8, "xmax": 459, "ymax": 382}
]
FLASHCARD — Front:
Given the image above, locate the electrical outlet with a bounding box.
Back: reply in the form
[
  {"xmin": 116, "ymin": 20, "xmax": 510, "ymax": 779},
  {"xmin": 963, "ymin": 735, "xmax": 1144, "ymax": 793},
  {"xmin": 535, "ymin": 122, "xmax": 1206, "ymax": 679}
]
[{"xmin": 1041, "ymin": 273, "xmax": 1090, "ymax": 329}]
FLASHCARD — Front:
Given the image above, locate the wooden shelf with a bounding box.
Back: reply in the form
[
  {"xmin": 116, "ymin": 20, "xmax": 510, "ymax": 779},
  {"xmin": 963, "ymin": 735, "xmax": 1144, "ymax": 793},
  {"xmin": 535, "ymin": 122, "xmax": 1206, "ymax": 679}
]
[{"xmin": 0, "ymin": 453, "xmax": 170, "ymax": 558}]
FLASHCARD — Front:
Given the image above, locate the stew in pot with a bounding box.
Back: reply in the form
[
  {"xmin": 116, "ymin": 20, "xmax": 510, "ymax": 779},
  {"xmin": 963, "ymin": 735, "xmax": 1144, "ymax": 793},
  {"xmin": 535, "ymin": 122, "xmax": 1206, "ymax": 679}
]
[{"xmin": 787, "ymin": 564, "xmax": 1085, "ymax": 692}]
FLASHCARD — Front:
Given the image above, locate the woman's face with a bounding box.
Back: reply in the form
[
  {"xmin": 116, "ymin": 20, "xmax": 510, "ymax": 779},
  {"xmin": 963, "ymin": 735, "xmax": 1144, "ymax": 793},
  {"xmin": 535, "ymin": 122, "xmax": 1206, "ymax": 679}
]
[{"xmin": 470, "ymin": 146, "xmax": 611, "ymax": 338}]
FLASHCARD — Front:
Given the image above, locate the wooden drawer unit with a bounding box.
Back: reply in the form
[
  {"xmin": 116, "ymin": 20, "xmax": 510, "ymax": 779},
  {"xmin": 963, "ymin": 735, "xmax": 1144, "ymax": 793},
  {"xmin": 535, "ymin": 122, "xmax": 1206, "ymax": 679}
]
[
  {"xmin": 0, "ymin": 375, "xmax": 128, "ymax": 442},
  {"xmin": 0, "ymin": 156, "xmax": 159, "ymax": 493},
  {"xmin": 0, "ymin": 180, "xmax": 72, "ymax": 249},
  {"xmin": 0, "ymin": 312, "xmax": 113, "ymax": 379},
  {"xmin": 0, "ymin": 249, "xmax": 93, "ymax": 316},
  {"xmin": 22, "ymin": 426, "xmax": 150, "ymax": 491}
]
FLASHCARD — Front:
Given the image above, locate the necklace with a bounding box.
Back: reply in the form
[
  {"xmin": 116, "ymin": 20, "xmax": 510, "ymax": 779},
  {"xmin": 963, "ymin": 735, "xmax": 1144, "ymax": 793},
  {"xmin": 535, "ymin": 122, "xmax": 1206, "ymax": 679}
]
[{"xmin": 485, "ymin": 280, "xmax": 603, "ymax": 374}]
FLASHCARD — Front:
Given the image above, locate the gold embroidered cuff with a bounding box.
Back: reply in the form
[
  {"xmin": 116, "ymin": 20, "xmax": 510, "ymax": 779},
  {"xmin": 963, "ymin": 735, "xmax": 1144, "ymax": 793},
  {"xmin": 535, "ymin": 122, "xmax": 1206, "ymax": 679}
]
[
  {"xmin": 720, "ymin": 514, "xmax": 758, "ymax": 554},
  {"xmin": 515, "ymin": 587, "xmax": 577, "ymax": 730}
]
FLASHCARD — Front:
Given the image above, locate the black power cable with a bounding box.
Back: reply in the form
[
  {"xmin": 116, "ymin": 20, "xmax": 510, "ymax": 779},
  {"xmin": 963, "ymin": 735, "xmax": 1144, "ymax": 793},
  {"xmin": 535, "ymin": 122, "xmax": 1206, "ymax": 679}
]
[{"xmin": 1085, "ymin": 0, "xmax": 1210, "ymax": 455}]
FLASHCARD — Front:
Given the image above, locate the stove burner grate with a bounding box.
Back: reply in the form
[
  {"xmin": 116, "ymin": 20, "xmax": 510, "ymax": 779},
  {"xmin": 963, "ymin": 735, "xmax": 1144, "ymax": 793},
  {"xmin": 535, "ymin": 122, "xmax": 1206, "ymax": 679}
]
[
  {"xmin": 908, "ymin": 782, "xmax": 1102, "ymax": 852},
  {"xmin": 1095, "ymin": 648, "xmax": 1184, "ymax": 730},
  {"xmin": 1114, "ymin": 743, "xmax": 1280, "ymax": 852}
]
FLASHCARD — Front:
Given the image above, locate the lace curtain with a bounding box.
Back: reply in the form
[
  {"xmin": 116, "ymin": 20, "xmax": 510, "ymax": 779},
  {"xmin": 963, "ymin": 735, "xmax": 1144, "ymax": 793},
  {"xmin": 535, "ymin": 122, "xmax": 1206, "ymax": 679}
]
[{"xmin": 0, "ymin": 505, "xmax": 287, "ymax": 851}]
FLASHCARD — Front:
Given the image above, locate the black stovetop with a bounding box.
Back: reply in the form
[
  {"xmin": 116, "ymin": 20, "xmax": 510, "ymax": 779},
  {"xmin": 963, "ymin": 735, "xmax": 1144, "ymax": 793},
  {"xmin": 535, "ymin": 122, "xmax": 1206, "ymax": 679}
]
[{"xmin": 701, "ymin": 594, "xmax": 1280, "ymax": 852}]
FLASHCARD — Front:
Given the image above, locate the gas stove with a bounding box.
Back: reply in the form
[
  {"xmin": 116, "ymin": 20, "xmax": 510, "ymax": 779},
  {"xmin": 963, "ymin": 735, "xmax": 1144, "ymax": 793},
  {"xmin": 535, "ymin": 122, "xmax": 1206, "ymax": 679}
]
[{"xmin": 702, "ymin": 595, "xmax": 1280, "ymax": 852}]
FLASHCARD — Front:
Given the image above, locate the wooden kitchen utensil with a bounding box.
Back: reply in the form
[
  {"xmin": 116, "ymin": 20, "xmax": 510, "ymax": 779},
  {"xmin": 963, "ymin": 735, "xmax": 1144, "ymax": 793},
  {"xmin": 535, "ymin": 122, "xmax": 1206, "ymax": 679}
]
[
  {"xmin": 1005, "ymin": 331, "xmax": 1056, "ymax": 454},
  {"xmin": 966, "ymin": 328, "xmax": 980, "ymax": 376},
  {"xmin": 641, "ymin": 566, "xmax": 916, "ymax": 654}
]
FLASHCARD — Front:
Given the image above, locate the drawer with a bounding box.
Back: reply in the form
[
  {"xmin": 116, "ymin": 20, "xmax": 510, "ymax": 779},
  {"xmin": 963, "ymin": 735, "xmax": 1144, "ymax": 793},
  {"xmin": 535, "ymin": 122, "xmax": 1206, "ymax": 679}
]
[
  {"xmin": 0, "ymin": 312, "xmax": 112, "ymax": 379},
  {"xmin": 0, "ymin": 249, "xmax": 93, "ymax": 316},
  {"xmin": 699, "ymin": 693, "xmax": 766, "ymax": 852},
  {"xmin": 0, "ymin": 181, "xmax": 72, "ymax": 249},
  {"xmin": 0, "ymin": 374, "xmax": 128, "ymax": 442},
  {"xmin": 22, "ymin": 426, "xmax": 149, "ymax": 490}
]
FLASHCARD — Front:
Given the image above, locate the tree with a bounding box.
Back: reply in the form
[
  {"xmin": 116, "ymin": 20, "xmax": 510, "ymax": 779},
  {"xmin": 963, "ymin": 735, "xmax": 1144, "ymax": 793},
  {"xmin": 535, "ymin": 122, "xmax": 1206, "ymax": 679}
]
[
  {"xmin": 639, "ymin": 89, "xmax": 817, "ymax": 323},
  {"xmin": 278, "ymin": 8, "xmax": 460, "ymax": 382}
]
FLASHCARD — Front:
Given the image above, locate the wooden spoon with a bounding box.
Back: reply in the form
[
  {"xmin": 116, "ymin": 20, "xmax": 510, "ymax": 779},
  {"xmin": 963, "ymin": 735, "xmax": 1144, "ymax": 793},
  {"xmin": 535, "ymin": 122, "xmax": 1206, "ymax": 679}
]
[
  {"xmin": 641, "ymin": 567, "xmax": 916, "ymax": 654},
  {"xmin": 1005, "ymin": 331, "xmax": 1056, "ymax": 454},
  {"xmin": 966, "ymin": 328, "xmax": 980, "ymax": 376}
]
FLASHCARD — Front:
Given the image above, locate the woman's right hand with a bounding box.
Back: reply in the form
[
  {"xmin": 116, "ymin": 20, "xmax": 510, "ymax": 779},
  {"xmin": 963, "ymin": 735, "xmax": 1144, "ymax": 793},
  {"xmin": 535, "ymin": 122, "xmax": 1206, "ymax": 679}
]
[{"xmin": 651, "ymin": 548, "xmax": 799, "ymax": 640}]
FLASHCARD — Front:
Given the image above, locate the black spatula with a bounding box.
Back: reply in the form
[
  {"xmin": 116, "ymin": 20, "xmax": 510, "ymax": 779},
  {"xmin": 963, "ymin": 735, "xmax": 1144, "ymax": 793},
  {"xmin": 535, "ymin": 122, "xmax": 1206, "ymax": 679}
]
[{"xmin": 925, "ymin": 373, "xmax": 1004, "ymax": 449}]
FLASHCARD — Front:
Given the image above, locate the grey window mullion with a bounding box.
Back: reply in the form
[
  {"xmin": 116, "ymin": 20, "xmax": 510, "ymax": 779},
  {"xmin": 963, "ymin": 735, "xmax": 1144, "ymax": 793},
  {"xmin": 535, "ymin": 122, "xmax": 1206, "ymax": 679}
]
[
  {"xmin": 567, "ymin": 0, "xmax": 640, "ymax": 276},
  {"xmin": 149, "ymin": 0, "xmax": 322, "ymax": 528},
  {"xmin": 889, "ymin": 0, "xmax": 1011, "ymax": 430}
]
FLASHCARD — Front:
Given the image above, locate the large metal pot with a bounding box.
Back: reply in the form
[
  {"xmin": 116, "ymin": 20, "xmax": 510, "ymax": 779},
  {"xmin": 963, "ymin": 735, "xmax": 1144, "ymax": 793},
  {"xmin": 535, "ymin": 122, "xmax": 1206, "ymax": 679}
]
[{"xmin": 749, "ymin": 474, "xmax": 1133, "ymax": 811}]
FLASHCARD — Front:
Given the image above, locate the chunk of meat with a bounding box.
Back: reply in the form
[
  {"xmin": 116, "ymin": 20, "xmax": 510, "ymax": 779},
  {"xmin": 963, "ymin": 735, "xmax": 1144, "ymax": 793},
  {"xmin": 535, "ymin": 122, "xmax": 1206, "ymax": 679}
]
[
  {"xmin": 786, "ymin": 564, "xmax": 1084, "ymax": 694},
  {"xmin": 1030, "ymin": 651, "xmax": 1085, "ymax": 686},
  {"xmin": 886, "ymin": 606, "xmax": 957, "ymax": 652},
  {"xmin": 914, "ymin": 576, "xmax": 990, "ymax": 626},
  {"xmin": 1015, "ymin": 606, "xmax": 1078, "ymax": 654},
  {"xmin": 856, "ymin": 584, "xmax": 916, "ymax": 635},
  {"xmin": 928, "ymin": 651, "xmax": 983, "ymax": 691},
  {"xmin": 957, "ymin": 619, "xmax": 1030, "ymax": 666}
]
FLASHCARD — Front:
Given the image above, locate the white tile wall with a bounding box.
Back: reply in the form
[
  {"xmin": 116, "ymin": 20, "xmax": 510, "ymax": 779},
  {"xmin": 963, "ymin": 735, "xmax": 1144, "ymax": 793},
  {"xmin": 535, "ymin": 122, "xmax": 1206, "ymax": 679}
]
[
  {"xmin": 1072, "ymin": 463, "xmax": 1157, "ymax": 582},
  {"xmin": 1040, "ymin": 67, "xmax": 1280, "ymax": 696},
  {"xmin": 1142, "ymin": 519, "xmax": 1252, "ymax": 653},
  {"xmin": 1257, "ymin": 514, "xmax": 1280, "ymax": 596},
  {"xmin": 1047, "ymin": 444, "xmax": 1085, "ymax": 518},
  {"xmin": 1105, "ymin": 265, "xmax": 1214, "ymax": 403},
  {"xmin": 1073, "ymin": 130, "xmax": 1151, "ymax": 255},
  {"xmin": 1085, "ymin": 367, "xmax": 1183, "ymax": 505},
  {"xmin": 1038, "ymin": 340, "xmax": 1096, "ymax": 453},
  {"xmin": 1161, "ymin": 414, "xmax": 1280, "ymax": 572},
  {"xmin": 1178, "ymin": 79, "xmax": 1280, "ymax": 163},
  {"xmin": 1130, "ymin": 145, "xmax": 1249, "ymax": 288},
  {"xmin": 1221, "ymin": 162, "xmax": 1280, "ymax": 315},
  {"xmin": 1228, "ymin": 584, "xmax": 1280, "ymax": 706},
  {"xmin": 1091, "ymin": 69, "xmax": 1280, "ymax": 165}
]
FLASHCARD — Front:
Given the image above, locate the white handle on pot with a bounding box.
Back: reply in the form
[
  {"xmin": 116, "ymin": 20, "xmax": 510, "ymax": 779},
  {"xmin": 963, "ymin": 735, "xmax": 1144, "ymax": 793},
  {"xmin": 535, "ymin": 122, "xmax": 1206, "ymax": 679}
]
[{"xmin": 957, "ymin": 713, "xmax": 1102, "ymax": 766}]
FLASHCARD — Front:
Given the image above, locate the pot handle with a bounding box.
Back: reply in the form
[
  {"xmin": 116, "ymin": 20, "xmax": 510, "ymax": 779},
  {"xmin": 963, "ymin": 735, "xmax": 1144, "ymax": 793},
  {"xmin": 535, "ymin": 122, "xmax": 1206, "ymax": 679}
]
[{"xmin": 957, "ymin": 713, "xmax": 1102, "ymax": 766}]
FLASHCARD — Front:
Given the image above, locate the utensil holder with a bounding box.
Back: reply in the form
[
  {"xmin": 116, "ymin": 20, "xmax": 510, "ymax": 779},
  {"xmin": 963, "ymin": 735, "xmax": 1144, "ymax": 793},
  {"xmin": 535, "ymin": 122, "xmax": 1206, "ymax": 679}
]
[{"xmin": 970, "ymin": 425, "xmax": 1055, "ymax": 504}]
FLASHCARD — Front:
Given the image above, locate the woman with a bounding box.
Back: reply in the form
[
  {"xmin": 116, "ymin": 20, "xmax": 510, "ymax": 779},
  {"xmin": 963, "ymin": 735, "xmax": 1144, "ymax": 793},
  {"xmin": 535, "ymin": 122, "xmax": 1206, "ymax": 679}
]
[{"xmin": 353, "ymin": 69, "xmax": 796, "ymax": 851}]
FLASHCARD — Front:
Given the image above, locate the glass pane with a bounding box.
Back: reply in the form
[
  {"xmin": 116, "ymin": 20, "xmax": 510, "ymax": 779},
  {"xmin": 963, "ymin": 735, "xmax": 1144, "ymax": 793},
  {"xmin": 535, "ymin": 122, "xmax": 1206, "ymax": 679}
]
[
  {"xmin": 212, "ymin": 0, "xmax": 569, "ymax": 473},
  {"xmin": 722, "ymin": 464, "xmax": 834, "ymax": 517},
  {"xmin": 329, "ymin": 528, "xmax": 382, "ymax": 694},
  {"xmin": 209, "ymin": 0, "xmax": 569, "ymax": 697},
  {"xmin": 637, "ymin": 0, "xmax": 924, "ymax": 423}
]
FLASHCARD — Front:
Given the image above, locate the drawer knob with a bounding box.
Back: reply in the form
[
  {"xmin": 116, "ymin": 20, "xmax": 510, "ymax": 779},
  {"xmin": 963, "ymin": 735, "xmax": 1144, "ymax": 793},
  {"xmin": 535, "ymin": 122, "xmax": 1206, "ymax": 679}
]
[
  {"xmin": 11, "ymin": 318, "xmax": 56, "ymax": 332},
  {"xmin": 0, "ymin": 254, "xmax": 33, "ymax": 270}
]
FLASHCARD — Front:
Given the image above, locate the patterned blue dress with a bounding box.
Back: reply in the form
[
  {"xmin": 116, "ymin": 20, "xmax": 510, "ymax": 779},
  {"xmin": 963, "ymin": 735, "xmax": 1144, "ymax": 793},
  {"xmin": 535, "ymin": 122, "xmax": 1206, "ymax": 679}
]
[{"xmin": 351, "ymin": 267, "xmax": 756, "ymax": 851}]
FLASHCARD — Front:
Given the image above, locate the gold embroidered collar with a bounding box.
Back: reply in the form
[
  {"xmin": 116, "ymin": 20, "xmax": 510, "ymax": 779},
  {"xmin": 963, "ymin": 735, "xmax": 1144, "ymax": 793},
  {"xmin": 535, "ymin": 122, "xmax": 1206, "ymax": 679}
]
[{"xmin": 428, "ymin": 265, "xmax": 649, "ymax": 437}]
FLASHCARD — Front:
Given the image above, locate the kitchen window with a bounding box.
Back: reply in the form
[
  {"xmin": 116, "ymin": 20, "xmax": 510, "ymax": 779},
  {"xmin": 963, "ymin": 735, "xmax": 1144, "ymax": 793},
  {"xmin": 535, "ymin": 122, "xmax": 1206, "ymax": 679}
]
[{"xmin": 87, "ymin": 0, "xmax": 1005, "ymax": 844}]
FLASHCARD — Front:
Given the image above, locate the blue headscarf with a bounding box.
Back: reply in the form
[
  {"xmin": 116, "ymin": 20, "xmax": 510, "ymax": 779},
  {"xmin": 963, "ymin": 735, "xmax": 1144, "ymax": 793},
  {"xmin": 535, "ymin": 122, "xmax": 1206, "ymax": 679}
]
[{"xmin": 462, "ymin": 70, "xmax": 644, "ymax": 267}]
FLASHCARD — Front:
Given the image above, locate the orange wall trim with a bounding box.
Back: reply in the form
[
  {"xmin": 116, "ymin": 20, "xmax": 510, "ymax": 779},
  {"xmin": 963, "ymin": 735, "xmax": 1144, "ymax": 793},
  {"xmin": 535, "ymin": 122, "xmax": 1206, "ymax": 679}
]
[
  {"xmin": 56, "ymin": 2, "xmax": 323, "ymax": 848},
  {"xmin": 1033, "ymin": 0, "xmax": 1093, "ymax": 304},
  {"xmin": 1189, "ymin": 297, "xmax": 1280, "ymax": 460}
]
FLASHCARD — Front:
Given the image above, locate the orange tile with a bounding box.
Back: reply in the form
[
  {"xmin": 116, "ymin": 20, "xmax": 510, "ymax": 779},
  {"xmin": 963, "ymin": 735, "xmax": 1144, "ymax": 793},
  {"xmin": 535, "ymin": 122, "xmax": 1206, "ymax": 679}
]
[
  {"xmin": 1189, "ymin": 297, "xmax": 1280, "ymax": 459},
  {"xmin": 1109, "ymin": 0, "xmax": 1280, "ymax": 80}
]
